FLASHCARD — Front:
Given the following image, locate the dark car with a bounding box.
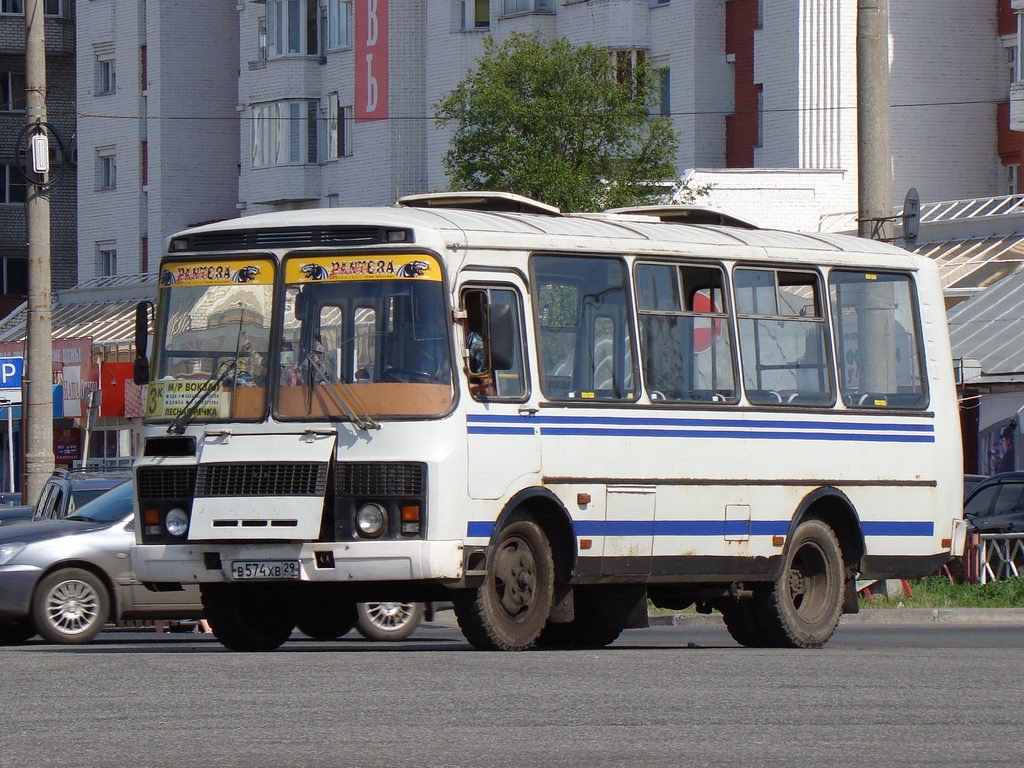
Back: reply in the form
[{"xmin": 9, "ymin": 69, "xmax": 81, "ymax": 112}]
[
  {"xmin": 963, "ymin": 472, "xmax": 1024, "ymax": 534},
  {"xmin": 0, "ymin": 468, "xmax": 131, "ymax": 528},
  {"xmin": 964, "ymin": 474, "xmax": 988, "ymax": 500}
]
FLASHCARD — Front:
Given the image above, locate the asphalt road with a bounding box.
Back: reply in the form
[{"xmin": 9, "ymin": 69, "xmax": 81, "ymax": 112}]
[{"xmin": 2, "ymin": 618, "xmax": 1022, "ymax": 768}]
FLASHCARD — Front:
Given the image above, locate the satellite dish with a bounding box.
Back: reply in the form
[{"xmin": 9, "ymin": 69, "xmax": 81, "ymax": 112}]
[{"xmin": 902, "ymin": 187, "xmax": 920, "ymax": 246}]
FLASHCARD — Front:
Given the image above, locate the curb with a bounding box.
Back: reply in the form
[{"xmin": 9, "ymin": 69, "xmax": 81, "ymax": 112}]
[{"xmin": 648, "ymin": 607, "xmax": 1024, "ymax": 627}]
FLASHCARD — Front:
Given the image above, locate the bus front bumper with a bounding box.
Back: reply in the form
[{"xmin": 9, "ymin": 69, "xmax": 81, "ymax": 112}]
[{"xmin": 131, "ymin": 539, "xmax": 465, "ymax": 585}]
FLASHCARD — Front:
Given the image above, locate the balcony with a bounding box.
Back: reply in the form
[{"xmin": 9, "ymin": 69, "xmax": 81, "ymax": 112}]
[{"xmin": 1010, "ymin": 82, "xmax": 1024, "ymax": 132}]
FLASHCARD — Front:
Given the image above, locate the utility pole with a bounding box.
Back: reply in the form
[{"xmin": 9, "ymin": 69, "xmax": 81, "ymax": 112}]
[
  {"xmin": 856, "ymin": 0, "xmax": 894, "ymax": 241},
  {"xmin": 24, "ymin": 0, "xmax": 54, "ymax": 503}
]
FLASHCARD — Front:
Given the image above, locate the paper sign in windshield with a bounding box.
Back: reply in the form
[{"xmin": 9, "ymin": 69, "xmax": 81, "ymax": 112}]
[{"xmin": 146, "ymin": 379, "xmax": 228, "ymax": 419}]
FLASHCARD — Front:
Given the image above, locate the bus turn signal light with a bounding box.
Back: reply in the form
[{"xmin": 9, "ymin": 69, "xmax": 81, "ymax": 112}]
[{"xmin": 401, "ymin": 505, "xmax": 420, "ymax": 535}]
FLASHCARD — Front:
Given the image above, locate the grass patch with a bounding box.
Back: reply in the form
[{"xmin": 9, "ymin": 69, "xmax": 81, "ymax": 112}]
[{"xmin": 859, "ymin": 576, "xmax": 1024, "ymax": 609}]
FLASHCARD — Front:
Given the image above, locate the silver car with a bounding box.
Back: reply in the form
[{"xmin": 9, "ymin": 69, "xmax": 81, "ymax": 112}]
[{"xmin": 0, "ymin": 481, "xmax": 203, "ymax": 645}]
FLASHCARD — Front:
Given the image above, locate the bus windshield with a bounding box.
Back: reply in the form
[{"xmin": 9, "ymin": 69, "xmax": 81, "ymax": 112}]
[
  {"xmin": 276, "ymin": 254, "xmax": 453, "ymax": 420},
  {"xmin": 146, "ymin": 258, "xmax": 275, "ymax": 423}
]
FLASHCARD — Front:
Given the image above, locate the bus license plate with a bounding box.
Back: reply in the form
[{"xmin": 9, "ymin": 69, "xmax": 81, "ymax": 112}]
[{"xmin": 230, "ymin": 560, "xmax": 301, "ymax": 580}]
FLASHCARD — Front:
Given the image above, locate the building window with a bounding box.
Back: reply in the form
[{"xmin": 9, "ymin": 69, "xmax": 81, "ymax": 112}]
[
  {"xmin": 648, "ymin": 0, "xmax": 670, "ymax": 6},
  {"xmin": 0, "ymin": 72, "xmax": 25, "ymax": 112},
  {"xmin": 140, "ymin": 45, "xmax": 147, "ymax": 90},
  {"xmin": 1, "ymin": 164, "xmax": 26, "ymax": 204},
  {"xmin": 613, "ymin": 49, "xmax": 647, "ymax": 92},
  {"xmin": 251, "ymin": 100, "xmax": 320, "ymax": 168},
  {"xmin": 1009, "ymin": 164, "xmax": 1020, "ymax": 196},
  {"xmin": 44, "ymin": 0, "xmax": 66, "ymax": 16},
  {"xmin": 755, "ymin": 83, "xmax": 764, "ymax": 148},
  {"xmin": 327, "ymin": 94, "xmax": 353, "ymax": 159},
  {"xmin": 501, "ymin": 0, "xmax": 551, "ymax": 15},
  {"xmin": 327, "ymin": 0, "xmax": 352, "ymax": 49},
  {"xmin": 0, "ymin": 0, "xmax": 24, "ymax": 14},
  {"xmin": 141, "ymin": 141, "xmax": 148, "ymax": 186},
  {"xmin": 462, "ymin": 0, "xmax": 489, "ymax": 29},
  {"xmin": 96, "ymin": 149, "xmax": 116, "ymax": 190},
  {"xmin": 0, "ymin": 256, "xmax": 27, "ymax": 295},
  {"xmin": 649, "ymin": 65, "xmax": 670, "ymax": 117},
  {"xmin": 268, "ymin": 0, "xmax": 319, "ymax": 57},
  {"xmin": 97, "ymin": 247, "xmax": 117, "ymax": 278},
  {"xmin": 95, "ymin": 56, "xmax": 116, "ymax": 96}
]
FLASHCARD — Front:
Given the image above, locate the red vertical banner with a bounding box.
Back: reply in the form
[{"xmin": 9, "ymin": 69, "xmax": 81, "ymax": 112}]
[
  {"xmin": 99, "ymin": 362, "xmax": 134, "ymax": 418},
  {"xmin": 355, "ymin": 0, "xmax": 388, "ymax": 123}
]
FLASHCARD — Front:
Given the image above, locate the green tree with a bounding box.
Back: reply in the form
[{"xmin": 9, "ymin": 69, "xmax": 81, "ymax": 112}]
[{"xmin": 434, "ymin": 33, "xmax": 682, "ymax": 212}]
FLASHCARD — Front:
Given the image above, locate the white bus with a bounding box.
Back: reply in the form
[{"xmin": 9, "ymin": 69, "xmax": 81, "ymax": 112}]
[{"xmin": 131, "ymin": 192, "xmax": 965, "ymax": 651}]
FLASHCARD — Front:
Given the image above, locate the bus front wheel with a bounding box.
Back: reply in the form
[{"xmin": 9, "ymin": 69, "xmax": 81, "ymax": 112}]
[
  {"xmin": 454, "ymin": 519, "xmax": 554, "ymax": 651},
  {"xmin": 202, "ymin": 583, "xmax": 296, "ymax": 652},
  {"xmin": 754, "ymin": 518, "xmax": 844, "ymax": 648}
]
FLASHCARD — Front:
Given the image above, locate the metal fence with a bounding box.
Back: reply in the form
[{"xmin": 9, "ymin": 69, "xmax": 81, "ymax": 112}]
[{"xmin": 977, "ymin": 533, "xmax": 1024, "ymax": 585}]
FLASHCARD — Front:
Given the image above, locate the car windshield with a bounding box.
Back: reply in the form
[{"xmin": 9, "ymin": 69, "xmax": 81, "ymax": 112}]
[
  {"xmin": 69, "ymin": 488, "xmax": 110, "ymax": 513},
  {"xmin": 65, "ymin": 481, "xmax": 133, "ymax": 523},
  {"xmin": 146, "ymin": 258, "xmax": 275, "ymax": 424}
]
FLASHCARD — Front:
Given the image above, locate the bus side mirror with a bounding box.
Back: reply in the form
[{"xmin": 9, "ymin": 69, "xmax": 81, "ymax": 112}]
[
  {"xmin": 133, "ymin": 300, "xmax": 152, "ymax": 385},
  {"xmin": 486, "ymin": 303, "xmax": 515, "ymax": 371}
]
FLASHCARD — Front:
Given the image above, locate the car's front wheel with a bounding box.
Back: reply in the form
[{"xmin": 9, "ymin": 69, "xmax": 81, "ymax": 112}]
[
  {"xmin": 32, "ymin": 568, "xmax": 110, "ymax": 644},
  {"xmin": 356, "ymin": 602, "xmax": 424, "ymax": 641}
]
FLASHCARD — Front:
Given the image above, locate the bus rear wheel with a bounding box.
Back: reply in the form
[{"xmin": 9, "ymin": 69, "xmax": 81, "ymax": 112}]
[
  {"xmin": 715, "ymin": 598, "xmax": 768, "ymax": 648},
  {"xmin": 202, "ymin": 583, "xmax": 296, "ymax": 652},
  {"xmin": 454, "ymin": 519, "xmax": 554, "ymax": 651},
  {"xmin": 536, "ymin": 586, "xmax": 630, "ymax": 649},
  {"xmin": 754, "ymin": 518, "xmax": 844, "ymax": 648}
]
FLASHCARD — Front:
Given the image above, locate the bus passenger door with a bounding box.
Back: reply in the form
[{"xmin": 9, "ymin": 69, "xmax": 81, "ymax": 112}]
[{"xmin": 461, "ymin": 281, "xmax": 540, "ymax": 500}]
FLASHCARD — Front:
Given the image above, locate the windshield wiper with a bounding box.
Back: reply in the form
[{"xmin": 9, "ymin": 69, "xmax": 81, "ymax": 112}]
[
  {"xmin": 166, "ymin": 361, "xmax": 236, "ymax": 435},
  {"xmin": 303, "ymin": 355, "xmax": 380, "ymax": 431}
]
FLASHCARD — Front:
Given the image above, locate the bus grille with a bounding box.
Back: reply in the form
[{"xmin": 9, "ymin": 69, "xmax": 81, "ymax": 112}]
[
  {"xmin": 136, "ymin": 466, "xmax": 198, "ymax": 499},
  {"xmin": 335, "ymin": 462, "xmax": 425, "ymax": 497},
  {"xmin": 196, "ymin": 462, "xmax": 328, "ymax": 497}
]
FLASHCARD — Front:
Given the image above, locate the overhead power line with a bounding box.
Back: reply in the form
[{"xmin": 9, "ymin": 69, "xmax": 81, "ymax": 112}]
[{"xmin": 53, "ymin": 98, "xmax": 1004, "ymax": 123}]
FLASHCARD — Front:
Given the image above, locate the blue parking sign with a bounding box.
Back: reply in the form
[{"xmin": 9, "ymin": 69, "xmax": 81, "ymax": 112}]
[{"xmin": 0, "ymin": 357, "xmax": 22, "ymax": 389}]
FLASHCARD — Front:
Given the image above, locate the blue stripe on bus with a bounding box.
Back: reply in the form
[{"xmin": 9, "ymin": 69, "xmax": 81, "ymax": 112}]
[
  {"xmin": 466, "ymin": 413, "xmax": 934, "ymax": 433},
  {"xmin": 467, "ymin": 426, "xmax": 535, "ymax": 435},
  {"xmin": 466, "ymin": 520, "xmax": 933, "ymax": 538},
  {"xmin": 537, "ymin": 427, "xmax": 934, "ymax": 443}
]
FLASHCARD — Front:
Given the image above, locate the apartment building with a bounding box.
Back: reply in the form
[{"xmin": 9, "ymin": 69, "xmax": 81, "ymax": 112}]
[
  {"xmin": 0, "ymin": 0, "xmax": 76, "ymax": 314},
  {"xmin": 76, "ymin": 0, "xmax": 238, "ymax": 282},
  {"xmin": 73, "ymin": 0, "xmax": 1020, "ymax": 277}
]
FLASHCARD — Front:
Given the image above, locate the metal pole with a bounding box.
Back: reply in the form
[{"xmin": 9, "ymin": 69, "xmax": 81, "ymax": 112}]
[
  {"xmin": 24, "ymin": 0, "xmax": 54, "ymax": 503},
  {"xmin": 856, "ymin": 0, "xmax": 894, "ymax": 241},
  {"xmin": 6, "ymin": 402, "xmax": 12, "ymax": 494}
]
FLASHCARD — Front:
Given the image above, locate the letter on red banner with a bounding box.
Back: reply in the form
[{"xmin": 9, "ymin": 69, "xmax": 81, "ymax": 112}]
[{"xmin": 355, "ymin": 0, "xmax": 388, "ymax": 123}]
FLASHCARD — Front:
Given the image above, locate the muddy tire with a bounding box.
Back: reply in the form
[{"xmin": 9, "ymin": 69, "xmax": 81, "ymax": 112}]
[
  {"xmin": 297, "ymin": 603, "xmax": 357, "ymax": 640},
  {"xmin": 536, "ymin": 586, "xmax": 629, "ymax": 649},
  {"xmin": 715, "ymin": 598, "xmax": 768, "ymax": 648},
  {"xmin": 202, "ymin": 583, "xmax": 296, "ymax": 652},
  {"xmin": 753, "ymin": 518, "xmax": 844, "ymax": 648},
  {"xmin": 0, "ymin": 619, "xmax": 37, "ymax": 645},
  {"xmin": 454, "ymin": 519, "xmax": 554, "ymax": 651}
]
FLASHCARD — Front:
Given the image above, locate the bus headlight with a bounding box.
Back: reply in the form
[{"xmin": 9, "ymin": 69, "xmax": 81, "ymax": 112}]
[
  {"xmin": 165, "ymin": 508, "xmax": 189, "ymax": 537},
  {"xmin": 355, "ymin": 503, "xmax": 387, "ymax": 538}
]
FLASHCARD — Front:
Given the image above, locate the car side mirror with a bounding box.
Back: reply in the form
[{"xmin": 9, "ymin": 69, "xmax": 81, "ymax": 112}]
[{"xmin": 134, "ymin": 300, "xmax": 152, "ymax": 385}]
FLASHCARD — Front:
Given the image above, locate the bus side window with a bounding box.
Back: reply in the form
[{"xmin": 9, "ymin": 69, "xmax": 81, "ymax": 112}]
[
  {"xmin": 532, "ymin": 255, "xmax": 637, "ymax": 401},
  {"xmin": 735, "ymin": 267, "xmax": 833, "ymax": 406},
  {"xmin": 461, "ymin": 286, "xmax": 528, "ymax": 401}
]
